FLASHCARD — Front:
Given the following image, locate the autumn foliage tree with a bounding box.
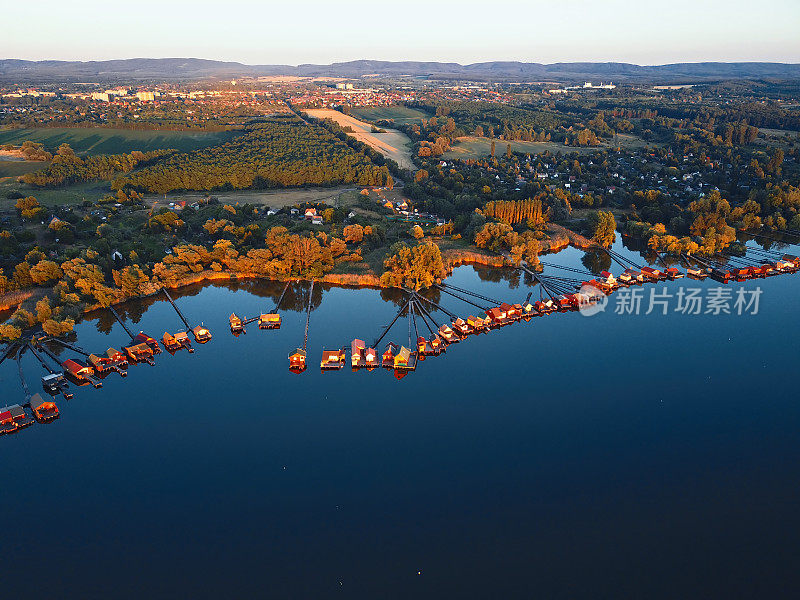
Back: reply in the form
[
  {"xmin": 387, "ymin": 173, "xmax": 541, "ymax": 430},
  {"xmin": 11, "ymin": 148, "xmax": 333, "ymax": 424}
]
[{"xmin": 380, "ymin": 242, "xmax": 446, "ymax": 290}]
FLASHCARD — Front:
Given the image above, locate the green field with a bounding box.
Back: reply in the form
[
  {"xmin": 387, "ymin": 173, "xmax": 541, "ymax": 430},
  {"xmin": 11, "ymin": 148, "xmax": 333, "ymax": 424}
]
[
  {"xmin": 0, "ymin": 160, "xmax": 50, "ymax": 178},
  {"xmin": 0, "ymin": 179, "xmax": 111, "ymax": 209},
  {"xmin": 443, "ymin": 137, "xmax": 602, "ymax": 159},
  {"xmin": 350, "ymin": 106, "xmax": 430, "ymax": 125},
  {"xmin": 0, "ymin": 127, "xmax": 238, "ymax": 156}
]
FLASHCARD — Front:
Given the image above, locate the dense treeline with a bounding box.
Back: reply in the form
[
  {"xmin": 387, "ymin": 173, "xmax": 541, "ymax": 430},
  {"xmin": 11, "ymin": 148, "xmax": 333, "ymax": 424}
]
[
  {"xmin": 113, "ymin": 116, "xmax": 393, "ymax": 194},
  {"xmin": 483, "ymin": 198, "xmax": 548, "ymax": 226},
  {"xmin": 23, "ymin": 144, "xmax": 173, "ymax": 187},
  {"xmin": 411, "ymin": 101, "xmax": 562, "ymax": 139}
]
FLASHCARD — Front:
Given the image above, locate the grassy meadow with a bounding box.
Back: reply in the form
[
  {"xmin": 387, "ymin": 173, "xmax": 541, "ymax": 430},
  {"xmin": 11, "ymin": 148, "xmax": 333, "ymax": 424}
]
[
  {"xmin": 0, "ymin": 160, "xmax": 50, "ymax": 178},
  {"xmin": 350, "ymin": 106, "xmax": 430, "ymax": 125},
  {"xmin": 442, "ymin": 137, "xmax": 602, "ymax": 159}
]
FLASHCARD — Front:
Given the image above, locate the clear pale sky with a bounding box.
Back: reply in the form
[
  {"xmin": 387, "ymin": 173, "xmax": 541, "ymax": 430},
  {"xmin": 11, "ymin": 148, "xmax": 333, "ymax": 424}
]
[{"xmin": 3, "ymin": 0, "xmax": 799, "ymax": 65}]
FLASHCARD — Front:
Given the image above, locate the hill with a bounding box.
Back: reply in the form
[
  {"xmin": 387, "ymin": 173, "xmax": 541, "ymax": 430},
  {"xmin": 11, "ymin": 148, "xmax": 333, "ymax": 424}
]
[{"xmin": 2, "ymin": 58, "xmax": 799, "ymax": 83}]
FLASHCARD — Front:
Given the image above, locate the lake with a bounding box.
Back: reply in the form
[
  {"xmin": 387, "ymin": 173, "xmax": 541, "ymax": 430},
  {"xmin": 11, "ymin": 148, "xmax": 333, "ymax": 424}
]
[{"xmin": 2, "ymin": 239, "xmax": 800, "ymax": 599}]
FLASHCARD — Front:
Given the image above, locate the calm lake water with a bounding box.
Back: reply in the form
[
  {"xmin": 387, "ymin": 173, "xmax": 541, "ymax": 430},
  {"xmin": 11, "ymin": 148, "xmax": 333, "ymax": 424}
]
[{"xmin": 2, "ymin": 239, "xmax": 800, "ymax": 599}]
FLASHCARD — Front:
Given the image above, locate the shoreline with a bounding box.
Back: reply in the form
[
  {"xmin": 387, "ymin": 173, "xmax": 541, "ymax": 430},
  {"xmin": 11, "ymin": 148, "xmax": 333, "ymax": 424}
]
[{"xmin": 0, "ymin": 238, "xmax": 587, "ymax": 325}]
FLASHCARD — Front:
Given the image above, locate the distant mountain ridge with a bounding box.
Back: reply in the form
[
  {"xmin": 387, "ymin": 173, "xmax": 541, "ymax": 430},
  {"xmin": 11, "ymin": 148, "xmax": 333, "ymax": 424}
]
[{"xmin": 2, "ymin": 58, "xmax": 799, "ymax": 83}]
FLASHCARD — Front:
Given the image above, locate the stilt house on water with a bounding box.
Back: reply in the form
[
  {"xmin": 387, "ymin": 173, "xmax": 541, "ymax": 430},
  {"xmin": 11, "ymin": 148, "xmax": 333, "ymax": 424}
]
[
  {"xmin": 41, "ymin": 372, "xmax": 68, "ymax": 395},
  {"xmin": 88, "ymin": 353, "xmax": 114, "ymax": 374},
  {"xmin": 351, "ymin": 339, "xmax": 366, "ymax": 368},
  {"xmin": 124, "ymin": 342, "xmax": 154, "ymax": 364},
  {"xmin": 162, "ymin": 332, "xmax": 182, "ymax": 352},
  {"xmin": 382, "ymin": 343, "xmax": 398, "ymax": 368},
  {"xmin": 438, "ymin": 323, "xmax": 456, "ymax": 342},
  {"xmin": 63, "ymin": 359, "xmax": 93, "ymax": 381},
  {"xmin": 174, "ymin": 331, "xmax": 193, "ymax": 352},
  {"xmin": 1, "ymin": 407, "xmax": 19, "ymax": 434},
  {"xmin": 133, "ymin": 332, "xmax": 161, "ymax": 354},
  {"xmin": 106, "ymin": 348, "xmax": 128, "ymax": 367},
  {"xmin": 393, "ymin": 346, "xmax": 417, "ymax": 371},
  {"xmin": 229, "ymin": 313, "xmax": 243, "ymax": 333},
  {"xmin": 30, "ymin": 393, "xmax": 59, "ymax": 423},
  {"xmin": 417, "ymin": 336, "xmax": 430, "ymax": 356},
  {"xmin": 321, "ymin": 348, "xmax": 347, "ymax": 370},
  {"xmin": 289, "ymin": 348, "xmax": 307, "ymax": 371},
  {"xmin": 451, "ymin": 318, "xmax": 470, "ymax": 336},
  {"xmin": 1, "ymin": 405, "xmax": 34, "ymax": 433},
  {"xmin": 259, "ymin": 313, "xmax": 281, "ymax": 329},
  {"xmin": 364, "ymin": 346, "xmax": 378, "ymax": 368},
  {"xmin": 192, "ymin": 325, "xmax": 212, "ymax": 343}
]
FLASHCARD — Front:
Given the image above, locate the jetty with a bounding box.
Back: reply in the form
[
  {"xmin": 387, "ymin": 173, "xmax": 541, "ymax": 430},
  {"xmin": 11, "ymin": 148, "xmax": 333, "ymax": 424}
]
[
  {"xmin": 26, "ymin": 342, "xmax": 73, "ymax": 399},
  {"xmin": 34, "ymin": 340, "xmax": 102, "ymax": 388},
  {"xmin": 289, "ymin": 280, "xmax": 314, "ymax": 373},
  {"xmin": 162, "ymin": 288, "xmax": 211, "ymax": 343}
]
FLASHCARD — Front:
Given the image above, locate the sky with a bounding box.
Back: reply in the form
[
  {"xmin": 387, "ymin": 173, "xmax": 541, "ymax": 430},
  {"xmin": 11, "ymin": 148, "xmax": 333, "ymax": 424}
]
[{"xmin": 3, "ymin": 0, "xmax": 799, "ymax": 65}]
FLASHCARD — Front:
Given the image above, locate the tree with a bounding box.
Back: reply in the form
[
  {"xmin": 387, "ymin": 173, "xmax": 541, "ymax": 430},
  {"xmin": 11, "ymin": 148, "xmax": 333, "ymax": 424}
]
[
  {"xmin": 29, "ymin": 260, "xmax": 63, "ymax": 285},
  {"xmin": 343, "ymin": 224, "xmax": 364, "ymax": 243},
  {"xmin": 380, "ymin": 242, "xmax": 446, "ymax": 290},
  {"xmin": 490, "ymin": 140, "xmax": 496, "ymax": 157},
  {"xmin": 16, "ymin": 196, "xmax": 44, "ymax": 220},
  {"xmin": 587, "ymin": 210, "xmax": 617, "ymax": 247},
  {"xmin": 410, "ymin": 225, "xmax": 424, "ymax": 239},
  {"xmin": 35, "ymin": 297, "xmax": 53, "ymax": 323}
]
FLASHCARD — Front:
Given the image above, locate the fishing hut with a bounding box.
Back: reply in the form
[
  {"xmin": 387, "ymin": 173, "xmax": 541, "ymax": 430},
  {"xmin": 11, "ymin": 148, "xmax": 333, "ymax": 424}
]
[
  {"xmin": 393, "ymin": 346, "xmax": 417, "ymax": 371},
  {"xmin": 106, "ymin": 348, "xmax": 129, "ymax": 368},
  {"xmin": 485, "ymin": 307, "xmax": 508, "ymax": 327},
  {"xmin": 124, "ymin": 342, "xmax": 154, "ymax": 365},
  {"xmin": 0, "ymin": 405, "xmax": 34, "ymax": 434},
  {"xmin": 416, "ymin": 336, "xmax": 431, "ymax": 356},
  {"xmin": 259, "ymin": 313, "xmax": 281, "ymax": 329},
  {"xmin": 289, "ymin": 348, "xmax": 307, "ymax": 372},
  {"xmin": 438, "ymin": 323, "xmax": 456, "ymax": 343},
  {"xmin": 364, "ymin": 346, "xmax": 378, "ymax": 369},
  {"xmin": 132, "ymin": 332, "xmax": 162, "ymax": 354},
  {"xmin": 289, "ymin": 281, "xmax": 315, "ymax": 374},
  {"xmin": 161, "ymin": 288, "xmax": 212, "ymax": 343},
  {"xmin": 26, "ymin": 343, "xmax": 73, "ymax": 399},
  {"xmin": 321, "ymin": 348, "xmax": 347, "ymax": 370},
  {"xmin": 88, "ymin": 353, "xmax": 124, "ymax": 377},
  {"xmin": 261, "ymin": 282, "xmax": 290, "ymax": 330},
  {"xmin": 192, "ymin": 325, "xmax": 212, "ymax": 343},
  {"xmin": 381, "ymin": 342, "xmax": 398, "ymax": 369},
  {"xmin": 229, "ymin": 313, "xmax": 244, "ymax": 333},
  {"xmin": 1, "ymin": 406, "xmax": 19, "ymax": 435},
  {"xmin": 351, "ymin": 339, "xmax": 366, "ymax": 369},
  {"xmin": 451, "ymin": 318, "xmax": 470, "ymax": 336},
  {"xmin": 30, "ymin": 393, "xmax": 59, "ymax": 423},
  {"xmin": 62, "ymin": 358, "xmax": 102, "ymax": 388}
]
